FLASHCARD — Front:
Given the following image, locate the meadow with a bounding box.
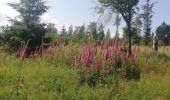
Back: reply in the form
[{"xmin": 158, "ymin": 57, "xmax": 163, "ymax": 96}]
[
  {"xmin": 0, "ymin": 41, "xmax": 170, "ymax": 100},
  {"xmin": 1, "ymin": 0, "xmax": 170, "ymax": 99}
]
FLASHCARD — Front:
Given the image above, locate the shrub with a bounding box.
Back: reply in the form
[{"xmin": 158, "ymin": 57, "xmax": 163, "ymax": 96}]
[{"xmin": 75, "ymin": 39, "xmax": 141, "ymax": 87}]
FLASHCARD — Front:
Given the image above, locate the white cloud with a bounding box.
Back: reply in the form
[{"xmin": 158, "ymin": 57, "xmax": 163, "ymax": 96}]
[
  {"xmin": 40, "ymin": 13, "xmax": 66, "ymax": 30},
  {"xmin": 0, "ymin": 0, "xmax": 19, "ymax": 26}
]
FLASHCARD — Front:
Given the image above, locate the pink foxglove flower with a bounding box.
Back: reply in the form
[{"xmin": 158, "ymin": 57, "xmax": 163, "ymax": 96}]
[{"xmin": 18, "ymin": 40, "xmax": 30, "ymax": 62}]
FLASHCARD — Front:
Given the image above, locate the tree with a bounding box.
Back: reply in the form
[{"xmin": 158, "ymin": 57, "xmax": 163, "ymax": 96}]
[
  {"xmin": 73, "ymin": 26, "xmax": 80, "ymax": 35},
  {"xmin": 60, "ymin": 25, "xmax": 67, "ymax": 36},
  {"xmin": 46, "ymin": 23, "xmax": 58, "ymax": 42},
  {"xmin": 8, "ymin": 0, "xmax": 48, "ymax": 23},
  {"xmin": 88, "ymin": 22, "xmax": 97, "ymax": 40},
  {"xmin": 97, "ymin": 24, "xmax": 105, "ymax": 43},
  {"xmin": 123, "ymin": 26, "xmax": 141, "ymax": 44},
  {"xmin": 78, "ymin": 24, "xmax": 86, "ymax": 39},
  {"xmin": 106, "ymin": 29, "xmax": 111, "ymax": 40},
  {"xmin": 131, "ymin": 16, "xmax": 142, "ymax": 44},
  {"xmin": 156, "ymin": 22, "xmax": 170, "ymax": 46},
  {"xmin": 46, "ymin": 23, "xmax": 58, "ymax": 36},
  {"xmin": 79, "ymin": 24, "xmax": 86, "ymax": 35},
  {"xmin": 68, "ymin": 25, "xmax": 73, "ymax": 35},
  {"xmin": 3, "ymin": 0, "xmax": 50, "ymax": 53},
  {"xmin": 141, "ymin": 0, "xmax": 155, "ymax": 45},
  {"xmin": 114, "ymin": 13, "xmax": 121, "ymax": 39},
  {"xmin": 132, "ymin": 16, "xmax": 142, "ymax": 37},
  {"xmin": 97, "ymin": 0, "xmax": 139, "ymax": 56}
]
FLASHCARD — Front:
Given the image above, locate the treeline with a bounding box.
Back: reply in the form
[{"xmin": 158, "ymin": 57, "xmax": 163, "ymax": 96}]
[
  {"xmin": 0, "ymin": 0, "xmax": 108, "ymax": 54},
  {"xmin": 45, "ymin": 22, "xmax": 107, "ymax": 44},
  {"xmin": 122, "ymin": 20, "xmax": 170, "ymax": 46},
  {"xmin": 0, "ymin": 0, "xmax": 170, "ymax": 55}
]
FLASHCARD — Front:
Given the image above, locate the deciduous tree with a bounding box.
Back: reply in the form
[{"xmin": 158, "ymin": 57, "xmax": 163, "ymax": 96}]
[{"xmin": 97, "ymin": 0, "xmax": 139, "ymax": 56}]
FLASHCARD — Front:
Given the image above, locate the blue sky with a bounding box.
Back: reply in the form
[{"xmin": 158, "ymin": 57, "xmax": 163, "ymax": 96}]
[
  {"xmin": 48, "ymin": 0, "xmax": 98, "ymax": 26},
  {"xmin": 0, "ymin": 0, "xmax": 170, "ymax": 36}
]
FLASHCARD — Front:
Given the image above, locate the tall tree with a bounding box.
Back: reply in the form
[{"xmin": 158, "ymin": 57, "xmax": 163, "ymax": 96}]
[
  {"xmin": 141, "ymin": 0, "xmax": 155, "ymax": 45},
  {"xmin": 9, "ymin": 0, "xmax": 48, "ymax": 23},
  {"xmin": 114, "ymin": 13, "xmax": 121, "ymax": 39},
  {"xmin": 88, "ymin": 22, "xmax": 97, "ymax": 40},
  {"xmin": 68, "ymin": 25, "xmax": 73, "ymax": 35},
  {"xmin": 132, "ymin": 16, "xmax": 142, "ymax": 37},
  {"xmin": 4, "ymin": 0, "xmax": 50, "ymax": 53},
  {"xmin": 156, "ymin": 22, "xmax": 170, "ymax": 46},
  {"xmin": 123, "ymin": 26, "xmax": 141, "ymax": 44},
  {"xmin": 97, "ymin": 0, "xmax": 139, "ymax": 56},
  {"xmin": 78, "ymin": 24, "xmax": 86, "ymax": 39},
  {"xmin": 60, "ymin": 25, "xmax": 67, "ymax": 36},
  {"xmin": 46, "ymin": 23, "xmax": 58, "ymax": 35},
  {"xmin": 106, "ymin": 29, "xmax": 111, "ymax": 40},
  {"xmin": 97, "ymin": 24, "xmax": 105, "ymax": 43},
  {"xmin": 79, "ymin": 24, "xmax": 86, "ymax": 34}
]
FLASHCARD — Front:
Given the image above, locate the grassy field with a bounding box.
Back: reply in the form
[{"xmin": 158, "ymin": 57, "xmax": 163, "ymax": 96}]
[{"xmin": 0, "ymin": 45, "xmax": 170, "ymax": 100}]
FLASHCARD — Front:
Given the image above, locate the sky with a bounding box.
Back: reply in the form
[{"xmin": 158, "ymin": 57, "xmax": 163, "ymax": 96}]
[{"xmin": 0, "ymin": 0, "xmax": 170, "ymax": 36}]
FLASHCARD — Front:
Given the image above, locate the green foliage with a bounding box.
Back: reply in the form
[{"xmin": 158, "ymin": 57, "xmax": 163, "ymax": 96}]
[
  {"xmin": 78, "ymin": 54, "xmax": 140, "ymax": 87},
  {"xmin": 4, "ymin": 22, "xmax": 51, "ymax": 52},
  {"xmin": 156, "ymin": 22, "xmax": 170, "ymax": 46},
  {"xmin": 112, "ymin": 58, "xmax": 141, "ymax": 80},
  {"xmin": 46, "ymin": 23, "xmax": 58, "ymax": 36},
  {"xmin": 123, "ymin": 26, "xmax": 141, "ymax": 44},
  {"xmin": 138, "ymin": 51, "xmax": 170, "ymax": 74},
  {"xmin": 96, "ymin": 24, "xmax": 105, "ymax": 44},
  {"xmin": 68, "ymin": 25, "xmax": 73, "ymax": 35},
  {"xmin": 78, "ymin": 70, "xmax": 113, "ymax": 88},
  {"xmin": 139, "ymin": 38, "xmax": 147, "ymax": 45},
  {"xmin": 61, "ymin": 23, "xmax": 104, "ymax": 44},
  {"xmin": 8, "ymin": 0, "xmax": 48, "ymax": 23},
  {"xmin": 85, "ymin": 70, "xmax": 100, "ymax": 87},
  {"xmin": 97, "ymin": 0, "xmax": 139, "ymax": 56},
  {"xmin": 124, "ymin": 62, "xmax": 141, "ymax": 80},
  {"xmin": 141, "ymin": 0, "xmax": 155, "ymax": 45},
  {"xmin": 0, "ymin": 46, "xmax": 170, "ymax": 99},
  {"xmin": 60, "ymin": 25, "xmax": 67, "ymax": 36},
  {"xmin": 61, "ymin": 34, "xmax": 95, "ymax": 45},
  {"xmin": 97, "ymin": 0, "xmax": 139, "ymax": 25},
  {"xmin": 3, "ymin": 0, "xmax": 51, "ymax": 53},
  {"xmin": 88, "ymin": 22, "xmax": 98, "ymax": 40},
  {"xmin": 132, "ymin": 16, "xmax": 142, "ymax": 44},
  {"xmin": 105, "ymin": 29, "xmax": 111, "ymax": 40}
]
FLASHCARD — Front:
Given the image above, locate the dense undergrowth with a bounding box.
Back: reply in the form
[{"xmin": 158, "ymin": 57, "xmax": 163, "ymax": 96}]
[{"xmin": 0, "ymin": 44, "xmax": 170, "ymax": 100}]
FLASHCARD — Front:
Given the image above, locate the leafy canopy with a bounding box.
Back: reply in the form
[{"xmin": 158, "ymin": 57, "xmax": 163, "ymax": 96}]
[
  {"xmin": 97, "ymin": 0, "xmax": 139, "ymax": 23},
  {"xmin": 97, "ymin": 0, "xmax": 139, "ymax": 56},
  {"xmin": 9, "ymin": 0, "xmax": 48, "ymax": 23}
]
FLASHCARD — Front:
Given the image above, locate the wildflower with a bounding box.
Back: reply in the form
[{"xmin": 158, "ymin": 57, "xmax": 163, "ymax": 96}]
[
  {"xmin": 113, "ymin": 38, "xmax": 118, "ymax": 49},
  {"xmin": 131, "ymin": 47, "xmax": 138, "ymax": 63},
  {"xmin": 18, "ymin": 40, "xmax": 30, "ymax": 62},
  {"xmin": 103, "ymin": 49, "xmax": 110, "ymax": 61},
  {"xmin": 101, "ymin": 39, "xmax": 104, "ymax": 49}
]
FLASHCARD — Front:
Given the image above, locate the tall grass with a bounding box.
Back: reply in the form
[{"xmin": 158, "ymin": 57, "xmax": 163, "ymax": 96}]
[{"xmin": 0, "ymin": 42, "xmax": 170, "ymax": 99}]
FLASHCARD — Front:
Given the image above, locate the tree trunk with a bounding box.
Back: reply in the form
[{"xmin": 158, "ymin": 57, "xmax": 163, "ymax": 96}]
[{"xmin": 127, "ymin": 22, "xmax": 132, "ymax": 56}]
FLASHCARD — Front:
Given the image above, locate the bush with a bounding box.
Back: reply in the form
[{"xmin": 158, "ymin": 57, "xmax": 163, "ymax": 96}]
[
  {"xmin": 75, "ymin": 39, "xmax": 141, "ymax": 87},
  {"xmin": 3, "ymin": 22, "xmax": 52, "ymax": 54},
  {"xmin": 124, "ymin": 62, "xmax": 141, "ymax": 80}
]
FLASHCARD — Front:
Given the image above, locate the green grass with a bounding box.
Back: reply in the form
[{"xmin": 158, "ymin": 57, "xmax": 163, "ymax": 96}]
[{"xmin": 0, "ymin": 45, "xmax": 170, "ymax": 100}]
